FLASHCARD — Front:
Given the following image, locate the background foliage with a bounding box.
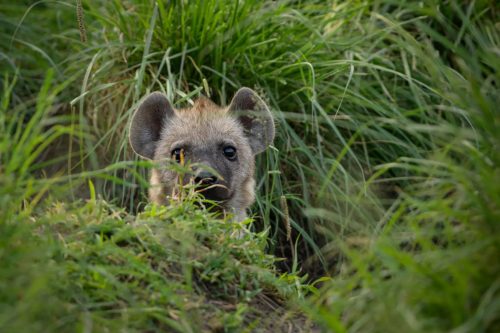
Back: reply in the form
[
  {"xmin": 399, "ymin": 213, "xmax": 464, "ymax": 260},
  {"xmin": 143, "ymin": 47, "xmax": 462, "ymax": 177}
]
[{"xmin": 0, "ymin": 0, "xmax": 499, "ymax": 332}]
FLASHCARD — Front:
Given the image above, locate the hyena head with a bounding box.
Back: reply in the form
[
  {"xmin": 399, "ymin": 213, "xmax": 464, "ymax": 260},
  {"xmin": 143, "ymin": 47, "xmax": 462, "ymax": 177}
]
[{"xmin": 129, "ymin": 87, "xmax": 274, "ymax": 220}]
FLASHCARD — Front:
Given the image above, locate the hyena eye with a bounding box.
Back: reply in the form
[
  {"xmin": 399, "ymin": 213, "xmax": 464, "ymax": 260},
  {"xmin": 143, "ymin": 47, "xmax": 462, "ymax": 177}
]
[
  {"xmin": 222, "ymin": 146, "xmax": 237, "ymax": 161},
  {"xmin": 171, "ymin": 148, "xmax": 184, "ymax": 164}
]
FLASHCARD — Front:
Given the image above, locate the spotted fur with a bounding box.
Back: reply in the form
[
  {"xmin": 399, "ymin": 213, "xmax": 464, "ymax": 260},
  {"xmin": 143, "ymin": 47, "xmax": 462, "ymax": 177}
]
[{"xmin": 129, "ymin": 88, "xmax": 274, "ymax": 221}]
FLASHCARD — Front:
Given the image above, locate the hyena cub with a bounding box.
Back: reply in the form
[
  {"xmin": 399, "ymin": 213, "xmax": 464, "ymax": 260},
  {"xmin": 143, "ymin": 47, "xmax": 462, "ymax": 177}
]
[{"xmin": 129, "ymin": 88, "xmax": 274, "ymax": 221}]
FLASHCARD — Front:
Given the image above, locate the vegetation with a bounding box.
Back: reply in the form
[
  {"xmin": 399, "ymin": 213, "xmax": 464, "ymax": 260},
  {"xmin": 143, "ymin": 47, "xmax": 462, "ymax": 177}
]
[{"xmin": 1, "ymin": 0, "xmax": 498, "ymax": 332}]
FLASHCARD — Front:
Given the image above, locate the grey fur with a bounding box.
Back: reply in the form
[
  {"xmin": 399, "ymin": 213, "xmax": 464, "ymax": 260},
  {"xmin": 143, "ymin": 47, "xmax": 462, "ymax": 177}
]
[
  {"xmin": 129, "ymin": 87, "xmax": 275, "ymax": 221},
  {"xmin": 228, "ymin": 87, "xmax": 275, "ymax": 154},
  {"xmin": 129, "ymin": 92, "xmax": 175, "ymax": 159}
]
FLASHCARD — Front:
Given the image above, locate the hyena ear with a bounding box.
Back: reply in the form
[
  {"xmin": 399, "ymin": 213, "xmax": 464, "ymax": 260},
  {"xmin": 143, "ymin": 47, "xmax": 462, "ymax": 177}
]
[
  {"xmin": 228, "ymin": 87, "xmax": 275, "ymax": 154},
  {"xmin": 129, "ymin": 92, "xmax": 175, "ymax": 159}
]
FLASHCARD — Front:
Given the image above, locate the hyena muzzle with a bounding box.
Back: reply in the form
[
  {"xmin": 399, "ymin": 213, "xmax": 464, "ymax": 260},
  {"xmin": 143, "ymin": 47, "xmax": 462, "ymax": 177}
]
[{"xmin": 129, "ymin": 87, "xmax": 274, "ymax": 221}]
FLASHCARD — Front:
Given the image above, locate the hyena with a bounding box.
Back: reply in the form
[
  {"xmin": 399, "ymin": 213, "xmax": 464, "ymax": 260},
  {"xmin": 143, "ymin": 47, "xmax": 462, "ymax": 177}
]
[{"xmin": 129, "ymin": 87, "xmax": 274, "ymax": 221}]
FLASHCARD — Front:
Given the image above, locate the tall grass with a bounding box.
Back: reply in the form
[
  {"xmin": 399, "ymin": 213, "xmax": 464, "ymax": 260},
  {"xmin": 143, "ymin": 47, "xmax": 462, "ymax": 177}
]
[{"xmin": 1, "ymin": 0, "xmax": 498, "ymax": 332}]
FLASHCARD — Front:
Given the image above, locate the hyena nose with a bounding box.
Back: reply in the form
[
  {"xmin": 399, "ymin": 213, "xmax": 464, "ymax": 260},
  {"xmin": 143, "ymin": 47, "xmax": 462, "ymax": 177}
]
[{"xmin": 194, "ymin": 170, "xmax": 217, "ymax": 185}]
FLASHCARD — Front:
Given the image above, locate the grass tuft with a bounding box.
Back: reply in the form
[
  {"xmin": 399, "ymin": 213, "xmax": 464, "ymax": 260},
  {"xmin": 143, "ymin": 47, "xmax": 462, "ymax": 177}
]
[{"xmin": 1, "ymin": 0, "xmax": 498, "ymax": 332}]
